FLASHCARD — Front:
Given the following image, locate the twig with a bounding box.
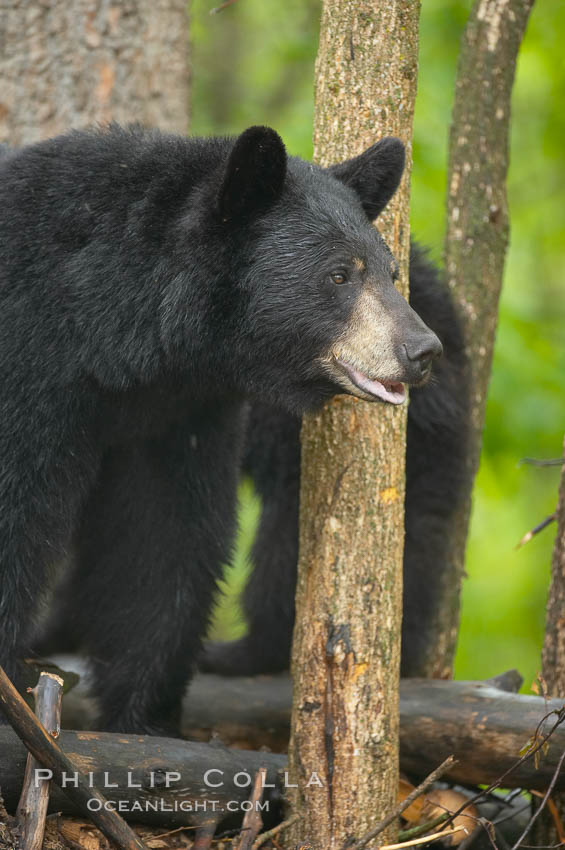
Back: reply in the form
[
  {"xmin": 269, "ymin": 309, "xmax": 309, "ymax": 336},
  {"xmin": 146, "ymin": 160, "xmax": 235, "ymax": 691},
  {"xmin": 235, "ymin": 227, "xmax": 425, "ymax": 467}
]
[
  {"xmin": 235, "ymin": 767, "xmax": 266, "ymax": 850},
  {"xmin": 380, "ymin": 825, "xmax": 468, "ymax": 850},
  {"xmin": 441, "ymin": 707, "xmax": 565, "ymax": 834},
  {"xmin": 345, "ymin": 756, "xmax": 457, "ymax": 850},
  {"xmin": 0, "ymin": 664, "xmax": 149, "ymax": 850},
  {"xmin": 516, "ymin": 514, "xmax": 556, "ymax": 549},
  {"xmin": 492, "ymin": 804, "xmax": 532, "ymax": 828},
  {"xmin": 529, "ymin": 795, "xmax": 565, "ymax": 845},
  {"xmin": 520, "ymin": 459, "xmax": 565, "ymax": 468},
  {"xmin": 150, "ymin": 824, "xmax": 198, "ymax": 840},
  {"xmin": 193, "ymin": 820, "xmax": 218, "ymax": 850},
  {"xmin": 509, "ymin": 749, "xmax": 565, "ymax": 850},
  {"xmin": 251, "ymin": 813, "xmax": 300, "ymax": 850},
  {"xmin": 209, "ymin": 0, "xmax": 239, "ymax": 14},
  {"xmin": 397, "ymin": 813, "xmax": 450, "ymax": 841},
  {"xmin": 16, "ymin": 672, "xmax": 63, "ymax": 850}
]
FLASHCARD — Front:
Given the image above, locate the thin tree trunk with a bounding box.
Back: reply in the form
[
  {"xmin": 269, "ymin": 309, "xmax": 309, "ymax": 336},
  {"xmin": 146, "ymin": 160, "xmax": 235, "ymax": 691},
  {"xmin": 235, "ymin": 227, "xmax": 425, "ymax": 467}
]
[
  {"xmin": 421, "ymin": 0, "xmax": 535, "ymax": 678},
  {"xmin": 288, "ymin": 3, "xmax": 420, "ymax": 848},
  {"xmin": 542, "ymin": 438, "xmax": 565, "ymax": 696},
  {"xmin": 534, "ymin": 436, "xmax": 565, "ymax": 845},
  {"xmin": 0, "ymin": 0, "xmax": 190, "ymax": 145}
]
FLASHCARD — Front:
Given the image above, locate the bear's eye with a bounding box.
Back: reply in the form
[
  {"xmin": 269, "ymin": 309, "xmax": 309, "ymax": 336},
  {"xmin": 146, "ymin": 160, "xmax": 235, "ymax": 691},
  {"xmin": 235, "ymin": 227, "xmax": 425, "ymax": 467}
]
[{"xmin": 331, "ymin": 272, "xmax": 348, "ymax": 285}]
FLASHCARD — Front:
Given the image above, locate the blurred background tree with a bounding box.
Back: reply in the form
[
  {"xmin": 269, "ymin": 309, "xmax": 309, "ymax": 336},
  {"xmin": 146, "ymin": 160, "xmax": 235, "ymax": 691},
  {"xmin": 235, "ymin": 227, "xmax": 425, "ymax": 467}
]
[{"xmin": 195, "ymin": 0, "xmax": 565, "ymax": 691}]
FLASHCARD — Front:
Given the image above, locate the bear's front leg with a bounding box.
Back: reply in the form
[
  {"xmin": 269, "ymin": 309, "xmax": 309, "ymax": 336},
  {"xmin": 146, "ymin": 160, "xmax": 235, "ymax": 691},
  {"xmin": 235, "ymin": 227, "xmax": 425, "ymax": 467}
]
[
  {"xmin": 73, "ymin": 406, "xmax": 244, "ymax": 736},
  {"xmin": 0, "ymin": 403, "xmax": 100, "ymax": 698}
]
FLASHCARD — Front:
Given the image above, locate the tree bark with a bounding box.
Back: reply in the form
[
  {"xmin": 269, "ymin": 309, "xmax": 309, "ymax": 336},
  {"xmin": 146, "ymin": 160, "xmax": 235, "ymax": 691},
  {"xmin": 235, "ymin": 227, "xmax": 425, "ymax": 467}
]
[
  {"xmin": 288, "ymin": 3, "xmax": 420, "ymax": 848},
  {"xmin": 0, "ymin": 0, "xmax": 190, "ymax": 145},
  {"xmin": 534, "ymin": 436, "xmax": 565, "ymax": 845},
  {"xmin": 421, "ymin": 0, "xmax": 535, "ymax": 678},
  {"xmin": 16, "ymin": 672, "xmax": 64, "ymax": 850},
  {"xmin": 542, "ymin": 438, "xmax": 565, "ymax": 696}
]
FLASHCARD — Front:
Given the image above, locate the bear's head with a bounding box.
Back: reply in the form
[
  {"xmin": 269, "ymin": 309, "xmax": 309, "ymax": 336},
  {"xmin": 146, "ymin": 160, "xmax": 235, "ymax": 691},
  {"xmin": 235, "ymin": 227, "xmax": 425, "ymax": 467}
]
[{"xmin": 211, "ymin": 126, "xmax": 442, "ymax": 413}]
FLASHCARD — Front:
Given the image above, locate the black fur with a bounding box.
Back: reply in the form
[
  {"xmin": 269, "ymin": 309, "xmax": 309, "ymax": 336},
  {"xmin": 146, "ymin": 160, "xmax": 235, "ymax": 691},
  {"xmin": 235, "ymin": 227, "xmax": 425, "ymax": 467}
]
[
  {"xmin": 329, "ymin": 137, "xmax": 406, "ymax": 220},
  {"xmin": 201, "ymin": 245, "xmax": 469, "ymax": 678},
  {"xmin": 1, "ymin": 124, "xmax": 442, "ymax": 733}
]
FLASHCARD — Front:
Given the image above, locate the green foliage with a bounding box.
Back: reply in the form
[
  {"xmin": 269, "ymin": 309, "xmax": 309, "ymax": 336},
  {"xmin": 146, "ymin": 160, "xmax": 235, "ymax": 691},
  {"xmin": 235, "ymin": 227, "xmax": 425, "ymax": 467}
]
[{"xmin": 195, "ymin": 0, "xmax": 565, "ymax": 688}]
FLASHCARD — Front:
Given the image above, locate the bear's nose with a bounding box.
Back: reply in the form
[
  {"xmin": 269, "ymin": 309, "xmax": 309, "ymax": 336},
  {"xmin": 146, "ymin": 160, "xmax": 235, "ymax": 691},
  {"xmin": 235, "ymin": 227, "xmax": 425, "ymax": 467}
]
[{"xmin": 404, "ymin": 334, "xmax": 443, "ymax": 374}]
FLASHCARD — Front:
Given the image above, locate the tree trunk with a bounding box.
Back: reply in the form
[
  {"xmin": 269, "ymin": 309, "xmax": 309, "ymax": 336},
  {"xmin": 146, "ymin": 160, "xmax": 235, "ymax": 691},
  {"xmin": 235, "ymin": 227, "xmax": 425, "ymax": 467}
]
[
  {"xmin": 534, "ymin": 436, "xmax": 565, "ymax": 845},
  {"xmin": 287, "ymin": 3, "xmax": 420, "ymax": 848},
  {"xmin": 542, "ymin": 438, "xmax": 565, "ymax": 696},
  {"xmin": 421, "ymin": 0, "xmax": 535, "ymax": 678},
  {"xmin": 0, "ymin": 0, "xmax": 190, "ymax": 145}
]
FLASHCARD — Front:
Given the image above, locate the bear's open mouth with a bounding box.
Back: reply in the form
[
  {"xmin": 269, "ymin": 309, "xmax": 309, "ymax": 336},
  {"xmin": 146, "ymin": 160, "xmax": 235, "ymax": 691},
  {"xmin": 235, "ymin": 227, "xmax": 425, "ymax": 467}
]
[{"xmin": 333, "ymin": 357, "xmax": 406, "ymax": 405}]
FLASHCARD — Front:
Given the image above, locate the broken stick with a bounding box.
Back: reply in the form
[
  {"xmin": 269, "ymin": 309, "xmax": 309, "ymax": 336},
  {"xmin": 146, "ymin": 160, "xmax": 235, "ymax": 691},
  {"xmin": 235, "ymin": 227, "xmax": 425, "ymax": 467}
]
[
  {"xmin": 16, "ymin": 671, "xmax": 63, "ymax": 850},
  {"xmin": 0, "ymin": 665, "xmax": 149, "ymax": 850}
]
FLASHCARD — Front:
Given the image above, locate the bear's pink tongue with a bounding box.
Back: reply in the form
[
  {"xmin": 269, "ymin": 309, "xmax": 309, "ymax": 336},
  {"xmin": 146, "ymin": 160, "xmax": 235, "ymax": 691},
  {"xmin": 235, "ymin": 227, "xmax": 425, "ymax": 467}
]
[{"xmin": 339, "ymin": 361, "xmax": 406, "ymax": 405}]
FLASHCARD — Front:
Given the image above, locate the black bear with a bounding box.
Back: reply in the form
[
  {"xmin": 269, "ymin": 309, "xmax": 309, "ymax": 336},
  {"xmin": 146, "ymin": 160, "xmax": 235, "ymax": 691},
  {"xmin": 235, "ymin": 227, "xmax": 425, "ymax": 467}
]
[
  {"xmin": 201, "ymin": 244, "xmax": 469, "ymax": 680},
  {"xmin": 0, "ymin": 123, "xmax": 443, "ymax": 734},
  {"xmin": 41, "ymin": 248, "xmax": 468, "ymax": 684}
]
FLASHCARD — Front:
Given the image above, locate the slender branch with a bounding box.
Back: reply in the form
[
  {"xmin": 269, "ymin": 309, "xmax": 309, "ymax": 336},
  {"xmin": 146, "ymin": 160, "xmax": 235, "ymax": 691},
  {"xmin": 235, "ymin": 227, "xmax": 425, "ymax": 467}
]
[
  {"xmin": 397, "ymin": 814, "xmax": 450, "ymax": 841},
  {"xmin": 193, "ymin": 821, "xmax": 218, "ymax": 850},
  {"xmin": 516, "ymin": 513, "xmax": 556, "ymax": 549},
  {"xmin": 0, "ymin": 665, "xmax": 149, "ymax": 850},
  {"xmin": 346, "ymin": 756, "xmax": 456, "ymax": 850},
  {"xmin": 380, "ymin": 825, "xmax": 468, "ymax": 850},
  {"xmin": 251, "ymin": 814, "xmax": 300, "ymax": 850},
  {"xmin": 510, "ymin": 749, "xmax": 565, "ymax": 850},
  {"xmin": 209, "ymin": 0, "xmax": 239, "ymax": 13},
  {"xmin": 520, "ymin": 458, "xmax": 565, "ymax": 468},
  {"xmin": 235, "ymin": 768, "xmax": 266, "ymax": 850}
]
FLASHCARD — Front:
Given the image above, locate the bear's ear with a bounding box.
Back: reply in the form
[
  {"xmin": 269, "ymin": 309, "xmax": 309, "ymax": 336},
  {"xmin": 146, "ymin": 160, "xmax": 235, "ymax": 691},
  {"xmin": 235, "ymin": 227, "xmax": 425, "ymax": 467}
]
[
  {"xmin": 218, "ymin": 126, "xmax": 287, "ymax": 221},
  {"xmin": 328, "ymin": 137, "xmax": 405, "ymax": 221}
]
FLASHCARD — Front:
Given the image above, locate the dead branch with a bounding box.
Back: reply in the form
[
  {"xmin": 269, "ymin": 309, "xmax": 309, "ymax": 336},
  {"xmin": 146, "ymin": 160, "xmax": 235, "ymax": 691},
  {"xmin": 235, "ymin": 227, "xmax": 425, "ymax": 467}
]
[
  {"xmin": 0, "ymin": 665, "xmax": 149, "ymax": 850},
  {"xmin": 209, "ymin": 0, "xmax": 239, "ymax": 14},
  {"xmin": 379, "ymin": 825, "xmax": 469, "ymax": 850},
  {"xmin": 520, "ymin": 459, "xmax": 565, "ymax": 468},
  {"xmin": 346, "ymin": 756, "xmax": 456, "ymax": 850},
  {"xmin": 16, "ymin": 672, "xmax": 63, "ymax": 850},
  {"xmin": 251, "ymin": 814, "xmax": 300, "ymax": 850},
  {"xmin": 510, "ymin": 749, "xmax": 565, "ymax": 850},
  {"xmin": 516, "ymin": 514, "xmax": 557, "ymax": 549},
  {"xmin": 235, "ymin": 768, "xmax": 266, "ymax": 850}
]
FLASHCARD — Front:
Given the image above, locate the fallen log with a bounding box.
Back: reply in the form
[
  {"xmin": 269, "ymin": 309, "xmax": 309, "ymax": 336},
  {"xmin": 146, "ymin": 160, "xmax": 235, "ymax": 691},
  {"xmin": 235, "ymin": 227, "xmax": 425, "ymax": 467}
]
[
  {"xmin": 399, "ymin": 677, "xmax": 565, "ymax": 789},
  {"xmin": 181, "ymin": 673, "xmax": 565, "ymax": 790},
  {"xmin": 2, "ymin": 665, "xmax": 563, "ymax": 831},
  {"xmin": 0, "ymin": 727, "xmax": 286, "ymax": 829}
]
